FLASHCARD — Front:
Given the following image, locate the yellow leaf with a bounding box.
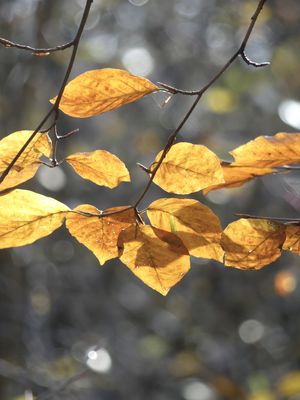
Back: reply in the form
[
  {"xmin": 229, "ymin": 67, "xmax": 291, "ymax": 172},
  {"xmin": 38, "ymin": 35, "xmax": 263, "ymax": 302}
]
[
  {"xmin": 0, "ymin": 130, "xmax": 52, "ymax": 191},
  {"xmin": 0, "ymin": 189, "xmax": 69, "ymax": 249},
  {"xmin": 50, "ymin": 68, "xmax": 158, "ymax": 118},
  {"xmin": 66, "ymin": 205, "xmax": 135, "ymax": 265},
  {"xmin": 203, "ymin": 162, "xmax": 273, "ymax": 194},
  {"xmin": 278, "ymin": 371, "xmax": 300, "ymax": 397},
  {"xmin": 231, "ymin": 132, "xmax": 300, "ymax": 168},
  {"xmin": 147, "ymin": 198, "xmax": 224, "ymax": 262},
  {"xmin": 283, "ymin": 225, "xmax": 300, "ymax": 254},
  {"xmin": 151, "ymin": 143, "xmax": 224, "ymax": 194},
  {"xmin": 66, "ymin": 150, "xmax": 130, "ymax": 188},
  {"xmin": 118, "ymin": 225, "xmax": 190, "ymax": 295},
  {"xmin": 221, "ymin": 219, "xmax": 285, "ymax": 269}
]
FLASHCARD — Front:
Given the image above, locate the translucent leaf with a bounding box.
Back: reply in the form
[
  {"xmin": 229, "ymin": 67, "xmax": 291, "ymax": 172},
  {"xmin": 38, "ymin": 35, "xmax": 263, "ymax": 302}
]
[
  {"xmin": 147, "ymin": 198, "xmax": 224, "ymax": 262},
  {"xmin": 283, "ymin": 225, "xmax": 300, "ymax": 254},
  {"xmin": 151, "ymin": 142, "xmax": 224, "ymax": 194},
  {"xmin": 118, "ymin": 225, "xmax": 190, "ymax": 295},
  {"xmin": 203, "ymin": 162, "xmax": 273, "ymax": 194},
  {"xmin": 231, "ymin": 132, "xmax": 300, "ymax": 168},
  {"xmin": 221, "ymin": 218, "xmax": 285, "ymax": 269},
  {"xmin": 0, "ymin": 130, "xmax": 52, "ymax": 191},
  {"xmin": 66, "ymin": 205, "xmax": 135, "ymax": 265},
  {"xmin": 50, "ymin": 68, "xmax": 158, "ymax": 118},
  {"xmin": 0, "ymin": 189, "xmax": 69, "ymax": 249},
  {"xmin": 66, "ymin": 150, "xmax": 130, "ymax": 188}
]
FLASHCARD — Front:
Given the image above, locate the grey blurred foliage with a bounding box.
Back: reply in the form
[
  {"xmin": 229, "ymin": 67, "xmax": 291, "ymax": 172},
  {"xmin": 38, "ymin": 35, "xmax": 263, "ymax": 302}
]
[{"xmin": 1, "ymin": 0, "xmax": 300, "ymax": 399}]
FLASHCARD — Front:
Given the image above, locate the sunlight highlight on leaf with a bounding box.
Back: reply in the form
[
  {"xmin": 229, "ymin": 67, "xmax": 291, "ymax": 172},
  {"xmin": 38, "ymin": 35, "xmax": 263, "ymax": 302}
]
[
  {"xmin": 66, "ymin": 205, "xmax": 135, "ymax": 265},
  {"xmin": 118, "ymin": 225, "xmax": 190, "ymax": 295},
  {"xmin": 151, "ymin": 143, "xmax": 224, "ymax": 194},
  {"xmin": 147, "ymin": 198, "xmax": 224, "ymax": 262},
  {"xmin": 50, "ymin": 68, "xmax": 158, "ymax": 118},
  {"xmin": 222, "ymin": 218, "xmax": 286, "ymax": 269},
  {"xmin": 66, "ymin": 150, "xmax": 130, "ymax": 188},
  {"xmin": 0, "ymin": 189, "xmax": 69, "ymax": 249}
]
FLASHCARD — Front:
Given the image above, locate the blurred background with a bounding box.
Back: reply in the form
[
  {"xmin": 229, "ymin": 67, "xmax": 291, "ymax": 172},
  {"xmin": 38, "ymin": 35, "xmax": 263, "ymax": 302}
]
[{"xmin": 1, "ymin": 0, "xmax": 300, "ymax": 399}]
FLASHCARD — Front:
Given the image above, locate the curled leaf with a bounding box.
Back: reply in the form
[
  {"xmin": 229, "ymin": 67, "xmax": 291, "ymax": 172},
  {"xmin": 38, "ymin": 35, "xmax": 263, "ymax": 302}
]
[
  {"xmin": 66, "ymin": 205, "xmax": 135, "ymax": 265},
  {"xmin": 0, "ymin": 189, "xmax": 69, "ymax": 249},
  {"xmin": 151, "ymin": 142, "xmax": 224, "ymax": 194},
  {"xmin": 147, "ymin": 198, "xmax": 224, "ymax": 262},
  {"xmin": 118, "ymin": 225, "xmax": 190, "ymax": 295},
  {"xmin": 66, "ymin": 150, "xmax": 130, "ymax": 188},
  {"xmin": 221, "ymin": 218, "xmax": 286, "ymax": 269},
  {"xmin": 203, "ymin": 162, "xmax": 273, "ymax": 194},
  {"xmin": 50, "ymin": 68, "xmax": 158, "ymax": 118},
  {"xmin": 0, "ymin": 130, "xmax": 51, "ymax": 191}
]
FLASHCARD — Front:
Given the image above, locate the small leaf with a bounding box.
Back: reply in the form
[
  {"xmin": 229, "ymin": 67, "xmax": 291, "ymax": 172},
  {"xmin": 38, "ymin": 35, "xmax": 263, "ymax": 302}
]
[
  {"xmin": 147, "ymin": 198, "xmax": 224, "ymax": 262},
  {"xmin": 0, "ymin": 189, "xmax": 69, "ymax": 249},
  {"xmin": 0, "ymin": 130, "xmax": 52, "ymax": 191},
  {"xmin": 66, "ymin": 150, "xmax": 130, "ymax": 188},
  {"xmin": 203, "ymin": 162, "xmax": 273, "ymax": 193},
  {"xmin": 118, "ymin": 224, "xmax": 190, "ymax": 295},
  {"xmin": 283, "ymin": 225, "xmax": 300, "ymax": 255},
  {"xmin": 151, "ymin": 142, "xmax": 224, "ymax": 194},
  {"xmin": 50, "ymin": 68, "xmax": 158, "ymax": 118},
  {"xmin": 221, "ymin": 218, "xmax": 286, "ymax": 269},
  {"xmin": 231, "ymin": 132, "xmax": 300, "ymax": 168},
  {"xmin": 66, "ymin": 205, "xmax": 136, "ymax": 265}
]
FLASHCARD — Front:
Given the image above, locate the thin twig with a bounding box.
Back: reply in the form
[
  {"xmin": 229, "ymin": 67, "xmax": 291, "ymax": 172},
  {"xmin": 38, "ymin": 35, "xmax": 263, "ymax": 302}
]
[
  {"xmin": 0, "ymin": 37, "xmax": 73, "ymax": 54},
  {"xmin": 134, "ymin": 0, "xmax": 268, "ymax": 208},
  {"xmin": 0, "ymin": 0, "xmax": 94, "ymax": 185},
  {"xmin": 36, "ymin": 369, "xmax": 88, "ymax": 400},
  {"xmin": 235, "ymin": 213, "xmax": 300, "ymax": 225}
]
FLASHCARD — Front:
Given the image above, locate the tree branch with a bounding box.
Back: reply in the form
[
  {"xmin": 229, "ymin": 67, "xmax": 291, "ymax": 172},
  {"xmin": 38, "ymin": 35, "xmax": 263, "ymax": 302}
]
[
  {"xmin": 134, "ymin": 0, "xmax": 269, "ymax": 208},
  {"xmin": 0, "ymin": 37, "xmax": 73, "ymax": 55},
  {"xmin": 0, "ymin": 0, "xmax": 94, "ymax": 185}
]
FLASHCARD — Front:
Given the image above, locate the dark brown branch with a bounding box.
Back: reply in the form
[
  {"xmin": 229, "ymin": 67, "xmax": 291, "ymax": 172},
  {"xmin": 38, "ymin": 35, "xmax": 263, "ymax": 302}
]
[
  {"xmin": 0, "ymin": 0, "xmax": 94, "ymax": 185},
  {"xmin": 134, "ymin": 0, "xmax": 268, "ymax": 208},
  {"xmin": 0, "ymin": 37, "xmax": 73, "ymax": 55},
  {"xmin": 36, "ymin": 369, "xmax": 88, "ymax": 400},
  {"xmin": 235, "ymin": 213, "xmax": 300, "ymax": 225}
]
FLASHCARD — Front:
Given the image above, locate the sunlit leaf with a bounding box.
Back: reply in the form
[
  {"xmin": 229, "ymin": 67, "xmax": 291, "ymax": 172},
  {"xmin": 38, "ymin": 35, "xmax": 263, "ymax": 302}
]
[
  {"xmin": 0, "ymin": 130, "xmax": 51, "ymax": 191},
  {"xmin": 151, "ymin": 142, "xmax": 224, "ymax": 194},
  {"xmin": 118, "ymin": 224, "xmax": 190, "ymax": 295},
  {"xmin": 0, "ymin": 189, "xmax": 69, "ymax": 249},
  {"xmin": 147, "ymin": 198, "xmax": 224, "ymax": 262},
  {"xmin": 66, "ymin": 205, "xmax": 135, "ymax": 265},
  {"xmin": 221, "ymin": 218, "xmax": 285, "ymax": 269},
  {"xmin": 66, "ymin": 150, "xmax": 130, "ymax": 188},
  {"xmin": 231, "ymin": 132, "xmax": 300, "ymax": 168},
  {"xmin": 50, "ymin": 68, "xmax": 158, "ymax": 118},
  {"xmin": 283, "ymin": 225, "xmax": 300, "ymax": 255},
  {"xmin": 203, "ymin": 162, "xmax": 273, "ymax": 193}
]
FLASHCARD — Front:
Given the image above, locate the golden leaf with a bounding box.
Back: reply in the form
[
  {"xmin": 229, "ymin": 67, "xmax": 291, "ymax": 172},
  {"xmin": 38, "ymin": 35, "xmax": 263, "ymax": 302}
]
[
  {"xmin": 283, "ymin": 225, "xmax": 300, "ymax": 254},
  {"xmin": 0, "ymin": 130, "xmax": 52, "ymax": 191},
  {"xmin": 66, "ymin": 150, "xmax": 130, "ymax": 188},
  {"xmin": 66, "ymin": 205, "xmax": 136, "ymax": 265},
  {"xmin": 203, "ymin": 162, "xmax": 273, "ymax": 193},
  {"xmin": 231, "ymin": 132, "xmax": 300, "ymax": 168},
  {"xmin": 118, "ymin": 225, "xmax": 190, "ymax": 295},
  {"xmin": 277, "ymin": 371, "xmax": 300, "ymax": 397},
  {"xmin": 0, "ymin": 189, "xmax": 69, "ymax": 249},
  {"xmin": 147, "ymin": 198, "xmax": 224, "ymax": 262},
  {"xmin": 221, "ymin": 218, "xmax": 285, "ymax": 269},
  {"xmin": 50, "ymin": 68, "xmax": 158, "ymax": 118},
  {"xmin": 151, "ymin": 143, "xmax": 224, "ymax": 194}
]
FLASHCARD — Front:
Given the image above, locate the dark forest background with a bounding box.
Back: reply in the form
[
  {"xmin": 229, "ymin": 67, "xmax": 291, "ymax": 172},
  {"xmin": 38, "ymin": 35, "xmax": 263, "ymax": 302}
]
[{"xmin": 1, "ymin": 0, "xmax": 300, "ymax": 399}]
